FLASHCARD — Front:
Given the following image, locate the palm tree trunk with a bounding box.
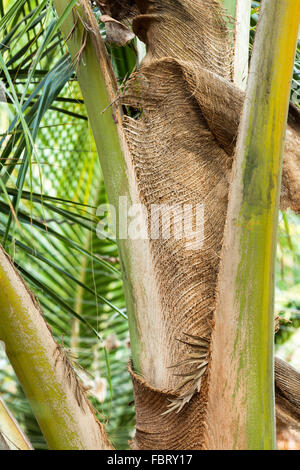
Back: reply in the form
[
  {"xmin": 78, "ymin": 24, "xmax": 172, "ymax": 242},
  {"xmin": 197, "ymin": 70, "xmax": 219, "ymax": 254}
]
[
  {"xmin": 0, "ymin": 396, "xmax": 33, "ymax": 450},
  {"xmin": 0, "ymin": 245, "xmax": 112, "ymax": 449},
  {"xmin": 204, "ymin": 0, "xmax": 300, "ymax": 449}
]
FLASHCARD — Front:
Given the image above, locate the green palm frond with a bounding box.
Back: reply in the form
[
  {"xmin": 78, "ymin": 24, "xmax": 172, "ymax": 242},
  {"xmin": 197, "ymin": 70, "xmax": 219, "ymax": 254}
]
[{"xmin": 0, "ymin": 0, "xmax": 135, "ymax": 449}]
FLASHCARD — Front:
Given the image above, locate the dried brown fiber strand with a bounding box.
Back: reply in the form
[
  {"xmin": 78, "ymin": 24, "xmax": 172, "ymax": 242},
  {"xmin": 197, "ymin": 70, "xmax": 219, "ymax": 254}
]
[
  {"xmin": 99, "ymin": 0, "xmax": 300, "ymax": 449},
  {"xmin": 282, "ymin": 103, "xmax": 300, "ymax": 214}
]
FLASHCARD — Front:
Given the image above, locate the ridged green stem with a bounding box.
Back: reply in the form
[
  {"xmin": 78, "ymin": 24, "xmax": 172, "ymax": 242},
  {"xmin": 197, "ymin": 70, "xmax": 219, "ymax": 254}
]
[
  {"xmin": 221, "ymin": 0, "xmax": 251, "ymax": 89},
  {"xmin": 0, "ymin": 396, "xmax": 33, "ymax": 450},
  {"xmin": 206, "ymin": 0, "xmax": 300, "ymax": 450},
  {"xmin": 53, "ymin": 0, "xmax": 142, "ymax": 371},
  {"xmin": 0, "ymin": 245, "xmax": 112, "ymax": 449}
]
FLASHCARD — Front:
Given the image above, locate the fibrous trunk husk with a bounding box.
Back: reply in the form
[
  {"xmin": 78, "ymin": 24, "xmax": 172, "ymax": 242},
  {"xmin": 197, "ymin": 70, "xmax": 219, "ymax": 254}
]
[
  {"xmin": 129, "ymin": 358, "xmax": 300, "ymax": 449},
  {"xmin": 100, "ymin": 0, "xmax": 300, "ymax": 449},
  {"xmin": 275, "ymin": 357, "xmax": 300, "ymax": 433}
]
